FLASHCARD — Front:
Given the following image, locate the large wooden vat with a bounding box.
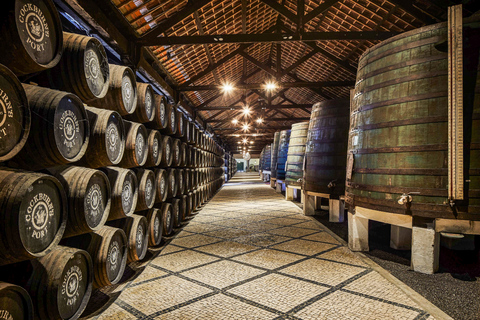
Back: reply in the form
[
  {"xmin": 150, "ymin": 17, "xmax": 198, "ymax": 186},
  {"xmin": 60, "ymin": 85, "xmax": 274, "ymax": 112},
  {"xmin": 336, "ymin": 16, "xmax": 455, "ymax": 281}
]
[
  {"xmin": 276, "ymin": 129, "xmax": 291, "ymax": 180},
  {"xmin": 271, "ymin": 132, "xmax": 280, "ymax": 179},
  {"xmin": 304, "ymin": 99, "xmax": 350, "ymax": 197},
  {"xmin": 347, "ymin": 21, "xmax": 480, "ymax": 220},
  {"xmin": 263, "ymin": 144, "xmax": 272, "ymax": 171},
  {"xmin": 285, "ymin": 122, "xmax": 309, "ymax": 187}
]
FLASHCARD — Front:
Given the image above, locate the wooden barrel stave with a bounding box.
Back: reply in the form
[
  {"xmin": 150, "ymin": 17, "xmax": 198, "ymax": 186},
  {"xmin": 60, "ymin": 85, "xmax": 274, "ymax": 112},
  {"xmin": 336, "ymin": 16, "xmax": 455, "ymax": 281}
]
[
  {"xmin": 0, "ymin": 169, "xmax": 67, "ymax": 265},
  {"xmin": 10, "ymin": 85, "xmax": 89, "ymax": 170},
  {"xmin": 285, "ymin": 122, "xmax": 309, "ymax": 186},
  {"xmin": 124, "ymin": 82, "xmax": 155, "ymax": 123},
  {"xmin": 160, "ymin": 203, "xmax": 173, "ymax": 237},
  {"xmin": 0, "ymin": 282, "xmax": 34, "ymax": 319},
  {"xmin": 0, "ymin": 0, "xmax": 63, "ymax": 76},
  {"xmin": 118, "ymin": 120, "xmax": 148, "ymax": 168},
  {"xmin": 133, "ymin": 168, "xmax": 156, "ymax": 212},
  {"xmin": 154, "ymin": 168, "xmax": 167, "ymax": 203},
  {"xmin": 101, "ymin": 167, "xmax": 138, "ymax": 220},
  {"xmin": 0, "ymin": 64, "xmax": 31, "ymax": 162},
  {"xmin": 46, "ymin": 166, "xmax": 111, "ymax": 238},
  {"xmin": 145, "ymin": 129, "xmax": 162, "ymax": 167},
  {"xmin": 141, "ymin": 208, "xmax": 162, "ymax": 247},
  {"xmin": 276, "ymin": 130, "xmax": 291, "ymax": 180},
  {"xmin": 348, "ymin": 21, "xmax": 480, "ymax": 219},
  {"xmin": 108, "ymin": 215, "xmax": 148, "ymax": 263},
  {"xmin": 89, "ymin": 64, "xmax": 137, "ymax": 116},
  {"xmin": 40, "ymin": 32, "xmax": 109, "ymax": 102},
  {"xmin": 78, "ymin": 106, "xmax": 125, "ymax": 168}
]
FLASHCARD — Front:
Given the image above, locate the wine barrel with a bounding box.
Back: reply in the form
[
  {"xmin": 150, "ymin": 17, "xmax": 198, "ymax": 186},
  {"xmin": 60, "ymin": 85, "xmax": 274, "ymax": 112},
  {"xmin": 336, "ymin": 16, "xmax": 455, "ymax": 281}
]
[
  {"xmin": 0, "ymin": 0, "xmax": 63, "ymax": 76},
  {"xmin": 189, "ymin": 124, "xmax": 197, "ymax": 145},
  {"xmin": 174, "ymin": 110, "xmax": 184, "ymax": 138},
  {"xmin": 78, "ymin": 106, "xmax": 125, "ymax": 168},
  {"xmin": 0, "ymin": 169, "xmax": 67, "ymax": 265},
  {"xmin": 29, "ymin": 246, "xmax": 93, "ymax": 320},
  {"xmin": 159, "ymin": 135, "xmax": 173, "ymax": 167},
  {"xmin": 46, "ymin": 166, "xmax": 111, "ymax": 238},
  {"xmin": 11, "ymin": 85, "xmax": 89, "ymax": 170},
  {"xmin": 0, "ymin": 282, "xmax": 34, "ymax": 320},
  {"xmin": 124, "ymin": 83, "xmax": 155, "ymax": 123},
  {"xmin": 118, "ymin": 121, "xmax": 148, "ymax": 168},
  {"xmin": 180, "ymin": 195, "xmax": 187, "ymax": 222},
  {"xmin": 146, "ymin": 94, "xmax": 168, "ymax": 131},
  {"xmin": 259, "ymin": 147, "xmax": 264, "ymax": 172},
  {"xmin": 180, "ymin": 142, "xmax": 188, "ymax": 167},
  {"xmin": 172, "ymin": 138, "xmax": 182, "ymax": 167},
  {"xmin": 101, "ymin": 167, "xmax": 138, "ymax": 220},
  {"xmin": 276, "ymin": 130, "xmax": 291, "ymax": 180},
  {"xmin": 0, "ymin": 65, "xmax": 31, "ymax": 162},
  {"xmin": 166, "ymin": 168, "xmax": 177, "ymax": 200},
  {"xmin": 347, "ymin": 21, "xmax": 480, "ymax": 220},
  {"xmin": 133, "ymin": 169, "xmax": 156, "ymax": 211},
  {"xmin": 89, "ymin": 64, "xmax": 137, "ymax": 116},
  {"xmin": 61, "ymin": 226, "xmax": 127, "ymax": 288},
  {"xmin": 186, "ymin": 192, "xmax": 193, "ymax": 216},
  {"xmin": 141, "ymin": 208, "xmax": 162, "ymax": 247},
  {"xmin": 285, "ymin": 122, "xmax": 309, "ymax": 187},
  {"xmin": 304, "ymin": 99, "xmax": 349, "ymax": 197},
  {"xmin": 162, "ymin": 103, "xmax": 177, "ymax": 135},
  {"xmin": 184, "ymin": 168, "xmax": 191, "ymax": 192},
  {"xmin": 161, "ymin": 203, "xmax": 173, "ymax": 237},
  {"xmin": 145, "ymin": 129, "xmax": 162, "ymax": 167},
  {"xmin": 184, "ymin": 119, "xmax": 191, "ymax": 143},
  {"xmin": 154, "ymin": 168, "xmax": 167, "ymax": 203},
  {"xmin": 171, "ymin": 199, "xmax": 181, "ymax": 229},
  {"xmin": 270, "ymin": 132, "xmax": 280, "ymax": 179},
  {"xmin": 177, "ymin": 169, "xmax": 185, "ymax": 196},
  {"xmin": 41, "ymin": 32, "xmax": 109, "ymax": 101},
  {"xmin": 108, "ymin": 215, "xmax": 148, "ymax": 263}
]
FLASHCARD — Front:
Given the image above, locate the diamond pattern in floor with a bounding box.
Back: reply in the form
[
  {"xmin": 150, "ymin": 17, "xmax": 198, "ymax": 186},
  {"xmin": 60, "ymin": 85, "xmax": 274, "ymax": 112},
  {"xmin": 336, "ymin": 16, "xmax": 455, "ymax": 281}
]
[{"xmin": 81, "ymin": 172, "xmax": 439, "ymax": 320}]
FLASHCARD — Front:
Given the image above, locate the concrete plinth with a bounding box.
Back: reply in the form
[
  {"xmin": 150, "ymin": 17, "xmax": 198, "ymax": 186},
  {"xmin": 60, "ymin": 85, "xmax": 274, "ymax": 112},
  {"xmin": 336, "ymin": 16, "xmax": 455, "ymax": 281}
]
[
  {"xmin": 348, "ymin": 211, "xmax": 369, "ymax": 251},
  {"xmin": 390, "ymin": 225, "xmax": 412, "ymax": 250},
  {"xmin": 270, "ymin": 179, "xmax": 275, "ymax": 188},
  {"xmin": 300, "ymin": 190, "xmax": 304, "ymax": 204},
  {"xmin": 329, "ymin": 199, "xmax": 345, "ymax": 223},
  {"xmin": 276, "ymin": 181, "xmax": 282, "ymax": 193},
  {"xmin": 303, "ymin": 193, "xmax": 316, "ymax": 216},
  {"xmin": 285, "ymin": 187, "xmax": 294, "ymax": 201},
  {"xmin": 411, "ymin": 226, "xmax": 440, "ymax": 274}
]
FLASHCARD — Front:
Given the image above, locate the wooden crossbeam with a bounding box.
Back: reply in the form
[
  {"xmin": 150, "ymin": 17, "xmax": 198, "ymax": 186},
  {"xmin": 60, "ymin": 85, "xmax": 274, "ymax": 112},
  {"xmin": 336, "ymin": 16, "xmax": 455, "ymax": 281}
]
[
  {"xmin": 177, "ymin": 81, "xmax": 353, "ymax": 91},
  {"xmin": 138, "ymin": 31, "xmax": 398, "ymax": 46}
]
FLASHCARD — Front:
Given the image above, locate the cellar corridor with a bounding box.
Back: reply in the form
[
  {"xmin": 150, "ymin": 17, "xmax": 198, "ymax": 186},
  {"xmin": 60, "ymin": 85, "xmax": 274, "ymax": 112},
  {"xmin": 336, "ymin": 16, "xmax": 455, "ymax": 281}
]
[{"xmin": 86, "ymin": 172, "xmax": 444, "ymax": 320}]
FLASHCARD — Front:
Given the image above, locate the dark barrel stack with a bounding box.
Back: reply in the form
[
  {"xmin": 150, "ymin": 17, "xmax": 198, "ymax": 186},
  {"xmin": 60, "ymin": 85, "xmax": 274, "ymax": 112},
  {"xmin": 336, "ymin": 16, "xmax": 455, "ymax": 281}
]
[
  {"xmin": 285, "ymin": 122, "xmax": 309, "ymax": 187},
  {"xmin": 304, "ymin": 100, "xmax": 349, "ymax": 197},
  {"xmin": 276, "ymin": 129, "xmax": 291, "ymax": 181},
  {"xmin": 0, "ymin": 1, "xmax": 226, "ymax": 318},
  {"xmin": 271, "ymin": 132, "xmax": 280, "ymax": 179},
  {"xmin": 263, "ymin": 144, "xmax": 272, "ymax": 172}
]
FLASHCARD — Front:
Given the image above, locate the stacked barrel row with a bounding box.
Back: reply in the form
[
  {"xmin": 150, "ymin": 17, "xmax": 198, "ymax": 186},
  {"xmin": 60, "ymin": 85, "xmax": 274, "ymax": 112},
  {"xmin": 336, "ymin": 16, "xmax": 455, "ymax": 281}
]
[{"xmin": 0, "ymin": 0, "xmax": 224, "ymax": 318}]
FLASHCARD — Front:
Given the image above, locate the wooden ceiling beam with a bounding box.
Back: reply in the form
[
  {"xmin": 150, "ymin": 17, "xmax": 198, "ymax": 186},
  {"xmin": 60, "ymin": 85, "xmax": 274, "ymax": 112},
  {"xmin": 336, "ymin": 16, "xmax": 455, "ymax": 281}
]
[
  {"xmin": 140, "ymin": 0, "xmax": 214, "ymax": 42},
  {"xmin": 303, "ymin": 0, "xmax": 340, "ymax": 24},
  {"xmin": 386, "ymin": 0, "xmax": 438, "ymax": 24},
  {"xmin": 259, "ymin": 0, "xmax": 297, "ymax": 23},
  {"xmin": 201, "ymin": 104, "xmax": 313, "ymax": 110},
  {"xmin": 208, "ymin": 117, "xmax": 310, "ymax": 123},
  {"xmin": 138, "ymin": 31, "xmax": 398, "ymax": 46},
  {"xmin": 177, "ymin": 80, "xmax": 353, "ymax": 91}
]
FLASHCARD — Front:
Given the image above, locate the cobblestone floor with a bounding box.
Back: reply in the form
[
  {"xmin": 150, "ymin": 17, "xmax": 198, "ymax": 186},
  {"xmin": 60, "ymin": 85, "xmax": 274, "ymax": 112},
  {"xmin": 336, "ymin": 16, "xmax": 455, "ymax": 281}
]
[{"xmin": 83, "ymin": 172, "xmax": 442, "ymax": 320}]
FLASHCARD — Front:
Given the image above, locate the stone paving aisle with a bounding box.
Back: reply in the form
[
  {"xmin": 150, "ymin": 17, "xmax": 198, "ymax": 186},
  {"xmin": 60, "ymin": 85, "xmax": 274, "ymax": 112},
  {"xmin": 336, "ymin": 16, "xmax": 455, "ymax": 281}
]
[{"xmin": 85, "ymin": 172, "xmax": 443, "ymax": 320}]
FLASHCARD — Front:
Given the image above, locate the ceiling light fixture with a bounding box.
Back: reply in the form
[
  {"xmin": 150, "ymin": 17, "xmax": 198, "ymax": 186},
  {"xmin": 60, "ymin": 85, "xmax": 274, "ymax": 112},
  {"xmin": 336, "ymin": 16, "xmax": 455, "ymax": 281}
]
[
  {"xmin": 242, "ymin": 123, "xmax": 249, "ymax": 131},
  {"xmin": 232, "ymin": 119, "xmax": 238, "ymax": 124},
  {"xmin": 221, "ymin": 82, "xmax": 234, "ymax": 93},
  {"xmin": 256, "ymin": 118, "xmax": 263, "ymax": 123},
  {"xmin": 265, "ymin": 81, "xmax": 277, "ymax": 91},
  {"xmin": 242, "ymin": 138, "xmax": 248, "ymax": 144},
  {"xmin": 243, "ymin": 106, "xmax": 250, "ymax": 115}
]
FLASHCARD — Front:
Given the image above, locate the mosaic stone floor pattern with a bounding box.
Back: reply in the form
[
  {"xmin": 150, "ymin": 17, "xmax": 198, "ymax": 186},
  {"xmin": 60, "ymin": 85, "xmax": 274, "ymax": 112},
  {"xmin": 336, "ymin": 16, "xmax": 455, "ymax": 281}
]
[{"xmin": 83, "ymin": 172, "xmax": 437, "ymax": 320}]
